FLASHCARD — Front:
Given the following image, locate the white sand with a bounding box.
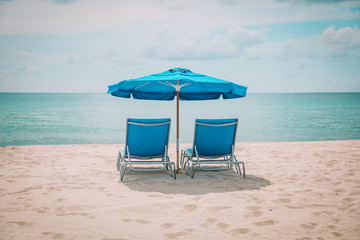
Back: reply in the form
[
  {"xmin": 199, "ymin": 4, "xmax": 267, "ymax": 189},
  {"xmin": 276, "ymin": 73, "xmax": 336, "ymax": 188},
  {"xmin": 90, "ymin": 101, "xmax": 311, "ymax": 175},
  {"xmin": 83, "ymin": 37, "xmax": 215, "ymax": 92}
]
[{"xmin": 1, "ymin": 140, "xmax": 359, "ymax": 239}]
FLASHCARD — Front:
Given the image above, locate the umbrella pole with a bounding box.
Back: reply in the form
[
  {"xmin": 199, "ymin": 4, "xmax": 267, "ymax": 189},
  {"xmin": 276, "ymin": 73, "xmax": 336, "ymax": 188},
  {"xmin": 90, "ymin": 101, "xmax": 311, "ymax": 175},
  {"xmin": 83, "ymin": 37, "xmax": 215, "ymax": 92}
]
[{"xmin": 176, "ymin": 82, "xmax": 180, "ymax": 173}]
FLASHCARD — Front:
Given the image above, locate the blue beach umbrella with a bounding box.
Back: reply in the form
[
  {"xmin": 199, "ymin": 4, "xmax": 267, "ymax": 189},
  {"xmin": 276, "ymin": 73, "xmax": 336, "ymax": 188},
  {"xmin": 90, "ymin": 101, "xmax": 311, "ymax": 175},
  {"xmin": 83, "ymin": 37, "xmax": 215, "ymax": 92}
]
[{"xmin": 107, "ymin": 67, "xmax": 247, "ymax": 172}]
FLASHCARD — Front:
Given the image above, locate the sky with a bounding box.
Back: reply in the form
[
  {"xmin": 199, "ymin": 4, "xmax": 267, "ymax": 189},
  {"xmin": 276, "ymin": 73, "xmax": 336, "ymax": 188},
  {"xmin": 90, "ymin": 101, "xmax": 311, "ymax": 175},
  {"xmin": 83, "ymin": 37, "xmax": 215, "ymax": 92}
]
[{"xmin": 0, "ymin": 0, "xmax": 359, "ymax": 93}]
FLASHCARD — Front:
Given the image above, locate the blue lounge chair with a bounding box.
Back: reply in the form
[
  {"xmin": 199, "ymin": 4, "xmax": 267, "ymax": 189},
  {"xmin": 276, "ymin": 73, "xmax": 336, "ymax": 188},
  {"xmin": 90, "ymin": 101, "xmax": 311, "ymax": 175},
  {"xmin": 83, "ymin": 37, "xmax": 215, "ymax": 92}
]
[
  {"xmin": 180, "ymin": 118, "xmax": 245, "ymax": 178},
  {"xmin": 116, "ymin": 118, "xmax": 176, "ymax": 181}
]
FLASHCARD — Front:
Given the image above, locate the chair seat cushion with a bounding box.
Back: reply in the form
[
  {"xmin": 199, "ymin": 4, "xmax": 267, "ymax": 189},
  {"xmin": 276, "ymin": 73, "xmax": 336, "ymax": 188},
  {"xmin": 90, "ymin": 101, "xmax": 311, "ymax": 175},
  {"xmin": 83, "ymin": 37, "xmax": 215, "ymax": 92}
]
[
  {"xmin": 120, "ymin": 149, "xmax": 125, "ymax": 156},
  {"xmin": 182, "ymin": 147, "xmax": 192, "ymax": 156}
]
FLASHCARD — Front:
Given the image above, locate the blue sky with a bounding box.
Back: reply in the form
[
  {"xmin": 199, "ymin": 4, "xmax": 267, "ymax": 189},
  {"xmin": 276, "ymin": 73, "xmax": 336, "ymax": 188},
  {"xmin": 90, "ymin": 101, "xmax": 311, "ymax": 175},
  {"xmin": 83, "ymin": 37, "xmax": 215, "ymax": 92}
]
[{"xmin": 0, "ymin": 0, "xmax": 359, "ymax": 93}]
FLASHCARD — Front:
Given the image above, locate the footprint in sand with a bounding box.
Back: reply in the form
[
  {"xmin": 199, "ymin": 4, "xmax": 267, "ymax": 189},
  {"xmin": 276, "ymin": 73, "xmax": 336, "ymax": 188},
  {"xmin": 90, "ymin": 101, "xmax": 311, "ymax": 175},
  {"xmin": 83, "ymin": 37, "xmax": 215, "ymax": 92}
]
[
  {"xmin": 33, "ymin": 207, "xmax": 48, "ymax": 214},
  {"xmin": 216, "ymin": 222, "xmax": 230, "ymax": 229},
  {"xmin": 80, "ymin": 213, "xmax": 91, "ymax": 217},
  {"xmin": 300, "ymin": 222, "xmax": 318, "ymax": 230},
  {"xmin": 244, "ymin": 205, "xmax": 263, "ymax": 218},
  {"xmin": 331, "ymin": 218, "xmax": 341, "ymax": 224},
  {"xmin": 200, "ymin": 218, "xmax": 218, "ymax": 227},
  {"xmin": 148, "ymin": 193, "xmax": 164, "ymax": 198},
  {"xmin": 191, "ymin": 196, "xmax": 202, "ymax": 201},
  {"xmin": 338, "ymin": 198, "xmax": 357, "ymax": 212},
  {"xmin": 251, "ymin": 196, "xmax": 266, "ymax": 204},
  {"xmin": 277, "ymin": 192, "xmax": 294, "ymax": 198},
  {"xmin": 161, "ymin": 222, "xmax": 174, "ymax": 229},
  {"xmin": 245, "ymin": 205, "xmax": 261, "ymax": 211},
  {"xmin": 251, "ymin": 220, "xmax": 278, "ymax": 227},
  {"xmin": 183, "ymin": 204, "xmax": 198, "ymax": 212},
  {"xmin": 10, "ymin": 185, "xmax": 43, "ymax": 194},
  {"xmin": 272, "ymin": 198, "xmax": 291, "ymax": 204},
  {"xmin": 327, "ymin": 225, "xmax": 336, "ymax": 230},
  {"xmin": 311, "ymin": 211, "xmax": 334, "ymax": 217},
  {"xmin": 229, "ymin": 228, "xmax": 250, "ymax": 235},
  {"xmin": 207, "ymin": 206, "xmax": 231, "ymax": 212},
  {"xmin": 342, "ymin": 197, "xmax": 357, "ymax": 203},
  {"xmin": 245, "ymin": 210, "xmax": 263, "ymax": 218},
  {"xmin": 135, "ymin": 219, "xmax": 151, "ymax": 224},
  {"xmin": 164, "ymin": 228, "xmax": 194, "ymax": 239},
  {"xmin": 7, "ymin": 221, "xmax": 34, "ymax": 227},
  {"xmin": 333, "ymin": 188, "xmax": 345, "ymax": 194},
  {"xmin": 42, "ymin": 232, "xmax": 65, "ymax": 239},
  {"xmin": 206, "ymin": 218, "xmax": 217, "ymax": 224},
  {"xmin": 332, "ymin": 232, "xmax": 344, "ymax": 237}
]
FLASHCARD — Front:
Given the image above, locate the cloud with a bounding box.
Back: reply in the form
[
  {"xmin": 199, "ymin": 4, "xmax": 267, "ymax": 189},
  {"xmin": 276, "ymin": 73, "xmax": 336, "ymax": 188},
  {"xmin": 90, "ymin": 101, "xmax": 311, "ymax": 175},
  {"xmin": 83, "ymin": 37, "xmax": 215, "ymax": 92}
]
[
  {"xmin": 17, "ymin": 67, "xmax": 28, "ymax": 71},
  {"xmin": 0, "ymin": 0, "xmax": 359, "ymax": 35},
  {"xmin": 67, "ymin": 50, "xmax": 119, "ymax": 64},
  {"xmin": 0, "ymin": 0, "xmax": 78, "ymax": 3},
  {"xmin": 53, "ymin": 0, "xmax": 77, "ymax": 4},
  {"xmin": 144, "ymin": 27, "xmax": 267, "ymax": 60},
  {"xmin": 275, "ymin": 0, "xmax": 358, "ymax": 4},
  {"xmin": 218, "ymin": 0, "xmax": 237, "ymax": 5},
  {"xmin": 0, "ymin": 49, "xmax": 40, "ymax": 69},
  {"xmin": 0, "ymin": 0, "xmax": 201, "ymax": 35},
  {"xmin": 0, "ymin": 49, "xmax": 39, "ymax": 59},
  {"xmin": 280, "ymin": 26, "xmax": 360, "ymax": 59},
  {"xmin": 321, "ymin": 25, "xmax": 360, "ymax": 47}
]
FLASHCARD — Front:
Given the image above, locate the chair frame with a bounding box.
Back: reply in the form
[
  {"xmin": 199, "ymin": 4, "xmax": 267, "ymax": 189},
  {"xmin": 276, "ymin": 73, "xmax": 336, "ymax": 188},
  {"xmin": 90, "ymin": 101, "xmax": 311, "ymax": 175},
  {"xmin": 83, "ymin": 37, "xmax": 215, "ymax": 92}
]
[
  {"xmin": 180, "ymin": 119, "xmax": 245, "ymax": 178},
  {"xmin": 116, "ymin": 118, "xmax": 176, "ymax": 181}
]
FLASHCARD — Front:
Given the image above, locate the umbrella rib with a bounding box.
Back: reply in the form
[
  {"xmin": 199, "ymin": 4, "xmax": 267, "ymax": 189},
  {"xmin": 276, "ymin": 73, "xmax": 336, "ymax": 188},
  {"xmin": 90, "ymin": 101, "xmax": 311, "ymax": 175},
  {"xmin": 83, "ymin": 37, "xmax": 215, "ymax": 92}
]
[
  {"xmin": 159, "ymin": 81, "xmax": 191, "ymax": 91},
  {"xmin": 159, "ymin": 81, "xmax": 174, "ymax": 88},
  {"xmin": 132, "ymin": 82, "xmax": 150, "ymax": 90}
]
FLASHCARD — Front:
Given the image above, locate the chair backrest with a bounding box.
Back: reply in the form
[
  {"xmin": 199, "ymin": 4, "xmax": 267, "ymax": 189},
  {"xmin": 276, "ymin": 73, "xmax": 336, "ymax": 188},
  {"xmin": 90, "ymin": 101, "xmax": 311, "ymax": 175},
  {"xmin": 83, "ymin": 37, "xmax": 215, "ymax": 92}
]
[
  {"xmin": 192, "ymin": 118, "xmax": 238, "ymax": 157},
  {"xmin": 125, "ymin": 118, "xmax": 171, "ymax": 158}
]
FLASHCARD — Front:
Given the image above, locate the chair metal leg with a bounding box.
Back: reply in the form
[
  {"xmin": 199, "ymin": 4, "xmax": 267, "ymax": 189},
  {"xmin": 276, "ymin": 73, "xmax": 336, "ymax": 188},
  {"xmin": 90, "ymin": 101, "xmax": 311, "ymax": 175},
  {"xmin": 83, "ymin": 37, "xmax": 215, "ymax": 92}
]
[
  {"xmin": 170, "ymin": 163, "xmax": 176, "ymax": 180},
  {"xmin": 183, "ymin": 155, "xmax": 189, "ymax": 169},
  {"xmin": 180, "ymin": 151, "xmax": 184, "ymax": 168},
  {"xmin": 181, "ymin": 151, "xmax": 190, "ymax": 169},
  {"xmin": 190, "ymin": 163, "xmax": 197, "ymax": 179},
  {"xmin": 116, "ymin": 151, "xmax": 121, "ymax": 171},
  {"xmin": 234, "ymin": 163, "xmax": 240, "ymax": 174},
  {"xmin": 240, "ymin": 161, "xmax": 245, "ymax": 178},
  {"xmin": 168, "ymin": 163, "xmax": 173, "ymax": 177},
  {"xmin": 165, "ymin": 156, "xmax": 169, "ymax": 170},
  {"xmin": 119, "ymin": 163, "xmax": 126, "ymax": 181},
  {"xmin": 184, "ymin": 153, "xmax": 187, "ymax": 168}
]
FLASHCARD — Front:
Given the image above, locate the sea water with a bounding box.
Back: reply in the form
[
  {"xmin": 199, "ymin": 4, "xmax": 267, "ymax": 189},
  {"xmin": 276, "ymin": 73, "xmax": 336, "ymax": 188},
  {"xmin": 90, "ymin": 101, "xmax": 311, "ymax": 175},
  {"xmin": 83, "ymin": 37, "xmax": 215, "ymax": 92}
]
[{"xmin": 0, "ymin": 93, "xmax": 359, "ymax": 147}]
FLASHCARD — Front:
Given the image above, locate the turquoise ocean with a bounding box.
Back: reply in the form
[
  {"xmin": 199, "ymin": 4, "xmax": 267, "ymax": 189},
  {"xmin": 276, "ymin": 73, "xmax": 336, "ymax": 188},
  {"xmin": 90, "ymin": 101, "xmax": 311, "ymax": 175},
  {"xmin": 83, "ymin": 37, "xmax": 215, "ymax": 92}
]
[{"xmin": 0, "ymin": 93, "xmax": 359, "ymax": 147}]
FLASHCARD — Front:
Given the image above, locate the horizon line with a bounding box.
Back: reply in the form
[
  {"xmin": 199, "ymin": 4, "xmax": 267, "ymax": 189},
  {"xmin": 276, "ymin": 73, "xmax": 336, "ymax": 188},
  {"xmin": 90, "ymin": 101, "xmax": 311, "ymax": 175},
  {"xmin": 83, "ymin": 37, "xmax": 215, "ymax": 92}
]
[{"xmin": 0, "ymin": 91, "xmax": 359, "ymax": 94}]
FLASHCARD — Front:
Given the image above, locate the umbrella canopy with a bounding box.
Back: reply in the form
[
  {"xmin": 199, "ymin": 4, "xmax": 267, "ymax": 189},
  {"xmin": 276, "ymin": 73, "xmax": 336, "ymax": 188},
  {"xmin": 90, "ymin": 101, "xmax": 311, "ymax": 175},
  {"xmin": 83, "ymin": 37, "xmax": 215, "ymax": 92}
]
[
  {"xmin": 108, "ymin": 67, "xmax": 247, "ymax": 172},
  {"xmin": 108, "ymin": 68, "xmax": 247, "ymax": 100}
]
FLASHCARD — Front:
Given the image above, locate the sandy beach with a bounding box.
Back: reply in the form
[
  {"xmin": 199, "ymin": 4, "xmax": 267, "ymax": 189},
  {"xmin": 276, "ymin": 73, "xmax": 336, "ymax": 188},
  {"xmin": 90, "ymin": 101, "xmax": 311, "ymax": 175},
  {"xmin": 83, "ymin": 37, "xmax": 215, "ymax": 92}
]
[{"xmin": 1, "ymin": 140, "xmax": 359, "ymax": 239}]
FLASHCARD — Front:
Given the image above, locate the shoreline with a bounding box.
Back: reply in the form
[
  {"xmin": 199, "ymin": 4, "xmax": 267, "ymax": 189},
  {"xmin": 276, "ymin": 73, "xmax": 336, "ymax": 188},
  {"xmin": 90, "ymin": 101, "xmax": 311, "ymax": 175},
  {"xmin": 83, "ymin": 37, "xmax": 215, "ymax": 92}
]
[
  {"xmin": 1, "ymin": 140, "xmax": 359, "ymax": 239},
  {"xmin": 1, "ymin": 138, "xmax": 360, "ymax": 148}
]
